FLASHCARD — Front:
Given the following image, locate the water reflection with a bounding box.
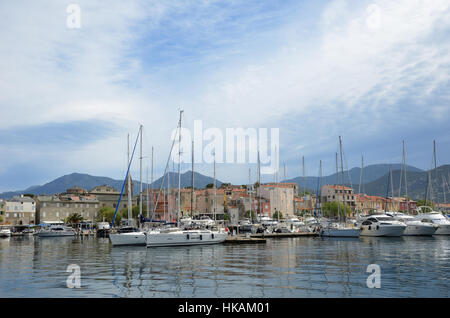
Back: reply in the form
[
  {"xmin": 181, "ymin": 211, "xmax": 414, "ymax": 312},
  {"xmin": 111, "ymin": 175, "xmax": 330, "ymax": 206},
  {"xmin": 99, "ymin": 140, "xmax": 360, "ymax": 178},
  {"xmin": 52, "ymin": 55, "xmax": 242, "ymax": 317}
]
[{"xmin": 0, "ymin": 235, "xmax": 448, "ymax": 297}]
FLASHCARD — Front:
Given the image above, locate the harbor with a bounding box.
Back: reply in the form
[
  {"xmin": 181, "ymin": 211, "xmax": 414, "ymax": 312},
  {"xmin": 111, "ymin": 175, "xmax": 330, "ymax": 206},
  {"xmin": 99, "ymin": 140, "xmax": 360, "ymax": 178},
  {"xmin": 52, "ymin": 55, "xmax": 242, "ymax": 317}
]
[{"xmin": 0, "ymin": 234, "xmax": 448, "ymax": 298}]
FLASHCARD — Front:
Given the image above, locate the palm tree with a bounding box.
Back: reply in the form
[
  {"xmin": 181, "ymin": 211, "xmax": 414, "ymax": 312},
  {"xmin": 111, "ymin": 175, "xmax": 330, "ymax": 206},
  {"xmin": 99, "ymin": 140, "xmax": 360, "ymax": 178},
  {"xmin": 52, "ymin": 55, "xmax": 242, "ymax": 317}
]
[{"xmin": 66, "ymin": 213, "xmax": 83, "ymax": 224}]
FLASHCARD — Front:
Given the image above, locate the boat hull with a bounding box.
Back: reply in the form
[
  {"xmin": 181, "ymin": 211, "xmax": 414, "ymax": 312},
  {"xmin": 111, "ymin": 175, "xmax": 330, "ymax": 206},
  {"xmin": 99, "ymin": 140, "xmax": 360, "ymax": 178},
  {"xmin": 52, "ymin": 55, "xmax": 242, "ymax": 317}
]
[
  {"xmin": 37, "ymin": 232, "xmax": 75, "ymax": 237},
  {"xmin": 360, "ymin": 225, "xmax": 406, "ymax": 237},
  {"xmin": 109, "ymin": 232, "xmax": 146, "ymax": 246},
  {"xmin": 435, "ymin": 224, "xmax": 450, "ymax": 235},
  {"xmin": 146, "ymin": 230, "xmax": 227, "ymax": 247},
  {"xmin": 403, "ymin": 223, "xmax": 437, "ymax": 236},
  {"xmin": 320, "ymin": 228, "xmax": 360, "ymax": 237}
]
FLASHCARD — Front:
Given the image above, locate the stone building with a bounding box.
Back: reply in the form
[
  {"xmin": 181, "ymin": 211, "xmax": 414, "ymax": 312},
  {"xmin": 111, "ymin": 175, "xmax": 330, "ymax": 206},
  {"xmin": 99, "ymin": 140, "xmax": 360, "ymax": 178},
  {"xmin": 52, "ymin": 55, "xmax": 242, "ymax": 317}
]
[
  {"xmin": 258, "ymin": 184, "xmax": 295, "ymax": 218},
  {"xmin": 4, "ymin": 195, "xmax": 36, "ymax": 225},
  {"xmin": 89, "ymin": 181, "xmax": 135, "ymax": 212},
  {"xmin": 36, "ymin": 194, "xmax": 100, "ymax": 224},
  {"xmin": 321, "ymin": 184, "xmax": 356, "ymax": 209}
]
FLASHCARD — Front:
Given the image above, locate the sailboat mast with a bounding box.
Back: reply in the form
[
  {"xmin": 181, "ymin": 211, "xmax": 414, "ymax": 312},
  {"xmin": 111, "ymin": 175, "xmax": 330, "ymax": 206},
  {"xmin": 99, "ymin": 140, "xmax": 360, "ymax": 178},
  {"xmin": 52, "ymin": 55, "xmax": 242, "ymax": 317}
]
[
  {"xmin": 249, "ymin": 168, "xmax": 252, "ymax": 223},
  {"xmin": 390, "ymin": 165, "xmax": 394, "ymax": 212},
  {"xmin": 402, "ymin": 141, "xmax": 409, "ymax": 214},
  {"xmin": 339, "ymin": 136, "xmax": 346, "ymax": 223},
  {"xmin": 191, "ymin": 140, "xmax": 194, "ymax": 218},
  {"xmin": 127, "ymin": 134, "xmax": 132, "ymax": 222},
  {"xmin": 213, "ymin": 151, "xmax": 216, "ymax": 222},
  {"xmin": 150, "ymin": 146, "xmax": 154, "ymax": 219},
  {"xmin": 139, "ymin": 125, "xmax": 143, "ymax": 220},
  {"xmin": 177, "ymin": 110, "xmax": 183, "ymax": 227},
  {"xmin": 258, "ymin": 150, "xmax": 262, "ymax": 217},
  {"xmin": 146, "ymin": 165, "xmax": 149, "ymax": 220}
]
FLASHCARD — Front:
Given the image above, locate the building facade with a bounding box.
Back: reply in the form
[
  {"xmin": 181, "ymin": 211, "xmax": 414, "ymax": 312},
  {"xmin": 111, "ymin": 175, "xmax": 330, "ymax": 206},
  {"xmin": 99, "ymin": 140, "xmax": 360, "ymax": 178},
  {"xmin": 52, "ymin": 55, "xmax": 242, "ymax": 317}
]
[
  {"xmin": 36, "ymin": 194, "xmax": 100, "ymax": 224},
  {"xmin": 4, "ymin": 195, "xmax": 36, "ymax": 225},
  {"xmin": 321, "ymin": 185, "xmax": 356, "ymax": 209}
]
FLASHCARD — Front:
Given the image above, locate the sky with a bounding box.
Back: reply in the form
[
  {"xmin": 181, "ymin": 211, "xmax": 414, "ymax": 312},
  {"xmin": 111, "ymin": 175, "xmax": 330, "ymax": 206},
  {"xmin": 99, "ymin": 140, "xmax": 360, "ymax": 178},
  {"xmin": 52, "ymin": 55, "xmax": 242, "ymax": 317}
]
[{"xmin": 0, "ymin": 0, "xmax": 449, "ymax": 192}]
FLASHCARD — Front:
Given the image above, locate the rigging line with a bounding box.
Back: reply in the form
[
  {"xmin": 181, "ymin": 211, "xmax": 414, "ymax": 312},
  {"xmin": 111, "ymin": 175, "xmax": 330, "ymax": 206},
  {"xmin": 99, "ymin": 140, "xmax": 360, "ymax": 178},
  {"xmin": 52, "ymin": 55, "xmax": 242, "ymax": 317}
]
[
  {"xmin": 151, "ymin": 119, "xmax": 182, "ymax": 221},
  {"xmin": 111, "ymin": 128, "xmax": 141, "ymax": 227}
]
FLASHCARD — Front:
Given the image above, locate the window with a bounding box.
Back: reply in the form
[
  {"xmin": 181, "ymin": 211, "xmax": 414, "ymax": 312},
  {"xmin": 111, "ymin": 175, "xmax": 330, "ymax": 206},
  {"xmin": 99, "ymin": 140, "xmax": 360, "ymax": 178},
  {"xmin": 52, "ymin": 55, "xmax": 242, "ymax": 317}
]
[
  {"xmin": 86, "ymin": 204, "xmax": 89, "ymax": 208},
  {"xmin": 43, "ymin": 203, "xmax": 46, "ymax": 207},
  {"xmin": 14, "ymin": 213, "xmax": 17, "ymax": 217},
  {"xmin": 56, "ymin": 203, "xmax": 60, "ymax": 207},
  {"xmin": 43, "ymin": 212, "xmax": 46, "ymax": 217},
  {"xmin": 6, "ymin": 213, "xmax": 9, "ymax": 217},
  {"xmin": 95, "ymin": 204, "xmax": 98, "ymax": 208},
  {"xmin": 56, "ymin": 212, "xmax": 59, "ymax": 217}
]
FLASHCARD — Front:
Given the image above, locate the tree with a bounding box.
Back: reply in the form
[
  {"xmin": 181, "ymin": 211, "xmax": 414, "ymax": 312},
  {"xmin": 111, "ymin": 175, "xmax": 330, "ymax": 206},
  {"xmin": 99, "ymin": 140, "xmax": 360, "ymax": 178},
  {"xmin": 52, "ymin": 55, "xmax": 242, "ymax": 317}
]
[
  {"xmin": 120, "ymin": 205, "xmax": 141, "ymax": 219},
  {"xmin": 272, "ymin": 211, "xmax": 283, "ymax": 219},
  {"xmin": 321, "ymin": 202, "xmax": 352, "ymax": 218},
  {"xmin": 65, "ymin": 213, "xmax": 83, "ymax": 224},
  {"xmin": 244, "ymin": 210, "xmax": 255, "ymax": 219},
  {"xmin": 205, "ymin": 183, "xmax": 214, "ymax": 189},
  {"xmin": 223, "ymin": 213, "xmax": 230, "ymax": 221},
  {"xmin": 96, "ymin": 207, "xmax": 121, "ymax": 225},
  {"xmin": 0, "ymin": 215, "xmax": 3, "ymax": 223}
]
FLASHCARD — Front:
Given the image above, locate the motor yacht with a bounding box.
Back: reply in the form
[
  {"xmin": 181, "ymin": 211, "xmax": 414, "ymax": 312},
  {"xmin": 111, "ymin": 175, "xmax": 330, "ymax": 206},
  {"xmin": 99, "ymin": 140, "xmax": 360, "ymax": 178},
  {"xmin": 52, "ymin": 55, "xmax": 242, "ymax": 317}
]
[
  {"xmin": 146, "ymin": 227, "xmax": 227, "ymax": 247},
  {"xmin": 385, "ymin": 212, "xmax": 437, "ymax": 236},
  {"xmin": 0, "ymin": 226, "xmax": 11, "ymax": 237},
  {"xmin": 36, "ymin": 225, "xmax": 76, "ymax": 237},
  {"xmin": 359, "ymin": 214, "xmax": 406, "ymax": 236},
  {"xmin": 414, "ymin": 208, "xmax": 450, "ymax": 235}
]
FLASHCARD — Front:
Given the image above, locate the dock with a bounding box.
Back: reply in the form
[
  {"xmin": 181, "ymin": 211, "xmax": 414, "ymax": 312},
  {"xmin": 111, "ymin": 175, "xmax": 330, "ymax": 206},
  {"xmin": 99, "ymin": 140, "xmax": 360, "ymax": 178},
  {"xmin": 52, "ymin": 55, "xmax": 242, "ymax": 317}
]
[
  {"xmin": 250, "ymin": 232, "xmax": 318, "ymax": 238},
  {"xmin": 225, "ymin": 235, "xmax": 267, "ymax": 244}
]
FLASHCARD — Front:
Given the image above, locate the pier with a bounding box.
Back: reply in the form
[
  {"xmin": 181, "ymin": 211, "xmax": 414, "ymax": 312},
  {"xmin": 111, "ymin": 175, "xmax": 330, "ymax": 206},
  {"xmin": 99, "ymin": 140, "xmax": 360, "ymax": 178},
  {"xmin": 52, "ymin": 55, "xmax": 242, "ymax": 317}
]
[
  {"xmin": 250, "ymin": 232, "xmax": 318, "ymax": 238},
  {"xmin": 225, "ymin": 235, "xmax": 267, "ymax": 244}
]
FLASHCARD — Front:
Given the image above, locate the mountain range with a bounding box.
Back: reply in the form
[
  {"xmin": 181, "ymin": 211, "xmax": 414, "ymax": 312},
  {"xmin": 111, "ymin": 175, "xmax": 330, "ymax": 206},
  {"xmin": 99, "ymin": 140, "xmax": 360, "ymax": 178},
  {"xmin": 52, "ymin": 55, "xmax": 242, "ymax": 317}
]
[{"xmin": 0, "ymin": 163, "xmax": 448, "ymax": 202}]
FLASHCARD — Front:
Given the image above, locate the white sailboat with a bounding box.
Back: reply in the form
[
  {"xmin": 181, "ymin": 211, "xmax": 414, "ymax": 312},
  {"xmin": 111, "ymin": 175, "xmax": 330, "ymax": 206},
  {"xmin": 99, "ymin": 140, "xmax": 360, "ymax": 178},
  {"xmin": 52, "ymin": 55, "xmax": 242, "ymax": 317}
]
[
  {"xmin": 320, "ymin": 137, "xmax": 360, "ymax": 237},
  {"xmin": 413, "ymin": 141, "xmax": 450, "ymax": 235},
  {"xmin": 390, "ymin": 141, "xmax": 437, "ymax": 236},
  {"xmin": 146, "ymin": 110, "xmax": 226, "ymax": 247},
  {"xmin": 110, "ymin": 127, "xmax": 146, "ymax": 246}
]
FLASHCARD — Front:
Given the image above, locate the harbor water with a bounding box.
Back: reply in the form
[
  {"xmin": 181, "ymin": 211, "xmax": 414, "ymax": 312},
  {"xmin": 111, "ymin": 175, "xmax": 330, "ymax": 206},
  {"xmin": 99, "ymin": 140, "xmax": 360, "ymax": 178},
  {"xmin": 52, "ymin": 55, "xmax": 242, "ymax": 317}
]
[{"xmin": 0, "ymin": 235, "xmax": 448, "ymax": 297}]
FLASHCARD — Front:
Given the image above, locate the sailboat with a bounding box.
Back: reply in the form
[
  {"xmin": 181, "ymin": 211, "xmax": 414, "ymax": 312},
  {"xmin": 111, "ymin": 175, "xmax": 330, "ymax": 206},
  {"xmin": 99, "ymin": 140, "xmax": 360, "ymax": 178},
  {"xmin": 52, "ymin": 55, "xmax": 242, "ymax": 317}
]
[
  {"xmin": 386, "ymin": 141, "xmax": 437, "ymax": 236},
  {"xmin": 414, "ymin": 140, "xmax": 450, "ymax": 235},
  {"xmin": 109, "ymin": 126, "xmax": 147, "ymax": 246},
  {"xmin": 320, "ymin": 136, "xmax": 360, "ymax": 237},
  {"xmin": 146, "ymin": 110, "xmax": 227, "ymax": 247}
]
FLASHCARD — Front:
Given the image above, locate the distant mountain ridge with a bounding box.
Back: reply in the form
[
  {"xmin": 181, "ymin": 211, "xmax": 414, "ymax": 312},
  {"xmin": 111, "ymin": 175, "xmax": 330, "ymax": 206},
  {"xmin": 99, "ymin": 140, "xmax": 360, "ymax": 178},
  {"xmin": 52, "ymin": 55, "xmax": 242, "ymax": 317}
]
[
  {"xmin": 0, "ymin": 171, "xmax": 222, "ymax": 199},
  {"xmin": 284, "ymin": 163, "xmax": 423, "ymax": 191}
]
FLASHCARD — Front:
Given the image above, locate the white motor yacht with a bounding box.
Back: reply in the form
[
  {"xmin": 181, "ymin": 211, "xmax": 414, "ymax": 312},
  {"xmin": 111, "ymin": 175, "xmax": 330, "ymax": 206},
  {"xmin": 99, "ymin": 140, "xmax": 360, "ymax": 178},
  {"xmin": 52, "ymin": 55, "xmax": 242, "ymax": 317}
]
[
  {"xmin": 414, "ymin": 208, "xmax": 450, "ymax": 235},
  {"xmin": 360, "ymin": 214, "xmax": 406, "ymax": 237},
  {"xmin": 0, "ymin": 226, "xmax": 11, "ymax": 237},
  {"xmin": 146, "ymin": 227, "xmax": 227, "ymax": 247},
  {"xmin": 385, "ymin": 212, "xmax": 437, "ymax": 236},
  {"xmin": 36, "ymin": 225, "xmax": 76, "ymax": 237}
]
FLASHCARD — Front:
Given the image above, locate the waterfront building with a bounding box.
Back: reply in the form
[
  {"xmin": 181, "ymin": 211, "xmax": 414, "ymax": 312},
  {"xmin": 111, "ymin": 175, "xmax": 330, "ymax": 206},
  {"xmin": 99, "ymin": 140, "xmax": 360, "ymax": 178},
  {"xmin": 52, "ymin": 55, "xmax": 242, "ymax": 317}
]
[
  {"xmin": 258, "ymin": 183, "xmax": 295, "ymax": 218},
  {"xmin": 36, "ymin": 194, "xmax": 100, "ymax": 224},
  {"xmin": 89, "ymin": 181, "xmax": 136, "ymax": 212},
  {"xmin": 194, "ymin": 188, "xmax": 225, "ymax": 219},
  {"xmin": 321, "ymin": 184, "xmax": 356, "ymax": 209},
  {"xmin": 0, "ymin": 199, "xmax": 6, "ymax": 223},
  {"xmin": 294, "ymin": 195, "xmax": 317, "ymax": 215},
  {"xmin": 4, "ymin": 195, "xmax": 36, "ymax": 225},
  {"xmin": 355, "ymin": 194, "xmax": 385, "ymax": 214}
]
